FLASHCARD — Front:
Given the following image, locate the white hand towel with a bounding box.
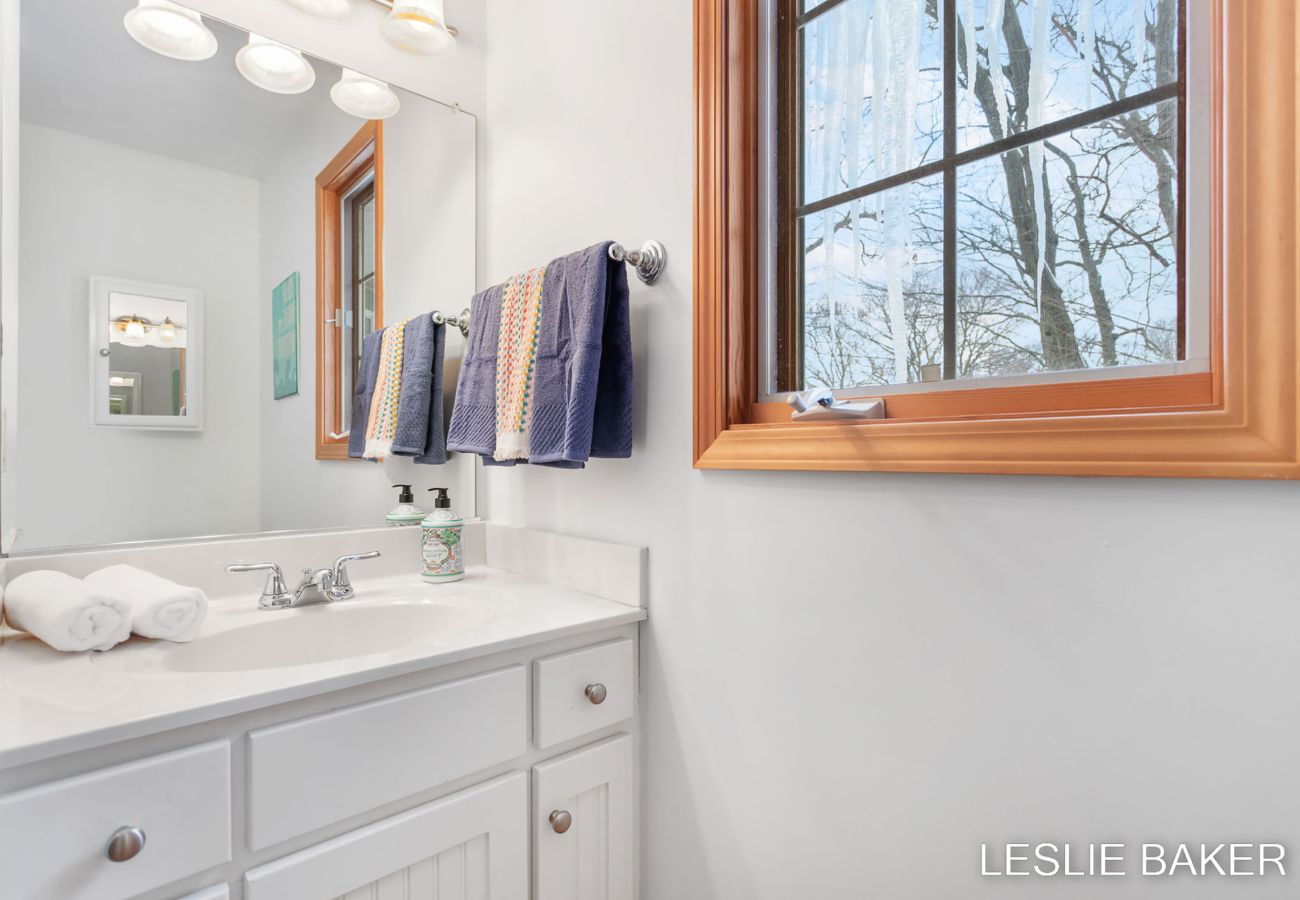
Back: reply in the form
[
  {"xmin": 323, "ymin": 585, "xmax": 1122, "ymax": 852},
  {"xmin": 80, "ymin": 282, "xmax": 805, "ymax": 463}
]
[
  {"xmin": 2, "ymin": 570, "xmax": 131, "ymax": 652},
  {"xmin": 85, "ymin": 564, "xmax": 208, "ymax": 642}
]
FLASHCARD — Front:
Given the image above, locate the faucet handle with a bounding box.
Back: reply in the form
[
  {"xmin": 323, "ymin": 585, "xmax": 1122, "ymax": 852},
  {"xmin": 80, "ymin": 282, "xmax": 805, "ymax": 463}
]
[
  {"xmin": 226, "ymin": 563, "xmax": 291, "ymax": 610},
  {"xmin": 330, "ymin": 551, "xmax": 381, "ymax": 600}
]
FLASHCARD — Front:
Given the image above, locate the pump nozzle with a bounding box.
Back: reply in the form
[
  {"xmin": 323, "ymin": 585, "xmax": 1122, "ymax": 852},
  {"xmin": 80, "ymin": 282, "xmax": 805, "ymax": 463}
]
[
  {"xmin": 427, "ymin": 487, "xmax": 451, "ymax": 509},
  {"xmin": 392, "ymin": 484, "xmax": 415, "ymax": 504}
]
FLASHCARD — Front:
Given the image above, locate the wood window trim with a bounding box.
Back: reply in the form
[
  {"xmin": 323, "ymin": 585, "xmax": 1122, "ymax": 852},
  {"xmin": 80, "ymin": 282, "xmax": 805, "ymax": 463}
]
[
  {"xmin": 693, "ymin": 0, "xmax": 1300, "ymax": 478},
  {"xmin": 315, "ymin": 120, "xmax": 384, "ymax": 461}
]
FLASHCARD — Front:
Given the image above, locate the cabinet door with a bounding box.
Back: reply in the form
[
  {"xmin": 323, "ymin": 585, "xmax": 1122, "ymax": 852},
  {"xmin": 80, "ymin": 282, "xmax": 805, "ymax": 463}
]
[
  {"xmin": 533, "ymin": 734, "xmax": 634, "ymax": 900},
  {"xmin": 244, "ymin": 773, "xmax": 527, "ymax": 900}
]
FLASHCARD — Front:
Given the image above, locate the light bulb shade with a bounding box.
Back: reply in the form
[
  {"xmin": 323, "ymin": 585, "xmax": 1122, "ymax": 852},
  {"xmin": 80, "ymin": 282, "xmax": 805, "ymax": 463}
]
[
  {"xmin": 280, "ymin": 0, "xmax": 354, "ymax": 20},
  {"xmin": 122, "ymin": 319, "xmax": 148, "ymax": 347},
  {"xmin": 159, "ymin": 319, "xmax": 178, "ymax": 343},
  {"xmin": 330, "ymin": 69, "xmax": 400, "ymax": 120},
  {"xmin": 123, "ymin": 0, "xmax": 218, "ymax": 61},
  {"xmin": 382, "ymin": 0, "xmax": 456, "ymax": 56},
  {"xmin": 236, "ymin": 33, "xmax": 316, "ymax": 94}
]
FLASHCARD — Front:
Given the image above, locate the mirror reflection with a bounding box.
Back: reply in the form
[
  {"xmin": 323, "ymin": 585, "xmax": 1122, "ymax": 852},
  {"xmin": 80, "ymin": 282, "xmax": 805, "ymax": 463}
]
[
  {"xmin": 108, "ymin": 293, "xmax": 191, "ymax": 418},
  {"xmin": 9, "ymin": 0, "xmax": 477, "ymax": 552}
]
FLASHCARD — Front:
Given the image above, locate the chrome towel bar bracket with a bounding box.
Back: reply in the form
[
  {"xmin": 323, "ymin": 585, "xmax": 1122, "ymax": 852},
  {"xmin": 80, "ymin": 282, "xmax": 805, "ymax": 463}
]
[
  {"xmin": 609, "ymin": 240, "xmax": 667, "ymax": 285},
  {"xmin": 431, "ymin": 308, "xmax": 471, "ymax": 337}
]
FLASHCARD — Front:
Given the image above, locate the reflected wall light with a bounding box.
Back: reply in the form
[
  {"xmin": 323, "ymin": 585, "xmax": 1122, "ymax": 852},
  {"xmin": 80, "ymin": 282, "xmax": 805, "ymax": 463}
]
[
  {"xmin": 330, "ymin": 69, "xmax": 400, "ymax": 119},
  {"xmin": 381, "ymin": 0, "xmax": 456, "ymax": 56},
  {"xmin": 123, "ymin": 0, "xmax": 218, "ymax": 61},
  {"xmin": 236, "ymin": 34, "xmax": 317, "ymax": 94}
]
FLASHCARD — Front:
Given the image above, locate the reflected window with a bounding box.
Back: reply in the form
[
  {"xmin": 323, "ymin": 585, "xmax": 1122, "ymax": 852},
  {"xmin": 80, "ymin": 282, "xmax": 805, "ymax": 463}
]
[{"xmin": 315, "ymin": 120, "xmax": 383, "ymax": 459}]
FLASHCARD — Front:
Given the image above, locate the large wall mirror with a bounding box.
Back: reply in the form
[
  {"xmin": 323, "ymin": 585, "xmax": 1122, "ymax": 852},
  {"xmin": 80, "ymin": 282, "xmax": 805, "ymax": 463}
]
[{"xmin": 4, "ymin": 0, "xmax": 477, "ymax": 552}]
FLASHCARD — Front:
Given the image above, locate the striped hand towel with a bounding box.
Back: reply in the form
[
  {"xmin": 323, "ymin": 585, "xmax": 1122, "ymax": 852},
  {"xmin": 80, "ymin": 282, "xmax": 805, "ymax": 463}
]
[
  {"xmin": 493, "ymin": 267, "xmax": 547, "ymax": 460},
  {"xmin": 364, "ymin": 318, "xmax": 410, "ymax": 459}
]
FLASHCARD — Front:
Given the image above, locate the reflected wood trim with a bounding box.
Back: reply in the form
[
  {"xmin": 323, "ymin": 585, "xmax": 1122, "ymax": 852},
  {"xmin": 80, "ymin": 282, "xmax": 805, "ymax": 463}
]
[
  {"xmin": 315, "ymin": 120, "xmax": 384, "ymax": 461},
  {"xmin": 693, "ymin": 0, "xmax": 1300, "ymax": 478}
]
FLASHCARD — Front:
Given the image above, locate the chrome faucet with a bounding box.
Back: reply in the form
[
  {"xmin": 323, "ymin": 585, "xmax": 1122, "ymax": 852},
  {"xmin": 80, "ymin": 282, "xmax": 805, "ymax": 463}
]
[{"xmin": 227, "ymin": 551, "xmax": 381, "ymax": 610}]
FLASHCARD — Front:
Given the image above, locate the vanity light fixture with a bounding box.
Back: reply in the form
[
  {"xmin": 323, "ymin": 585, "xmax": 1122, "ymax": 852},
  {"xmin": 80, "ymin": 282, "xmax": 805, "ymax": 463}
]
[
  {"xmin": 236, "ymin": 34, "xmax": 317, "ymax": 95},
  {"xmin": 123, "ymin": 0, "xmax": 218, "ymax": 61},
  {"xmin": 280, "ymin": 0, "xmax": 355, "ymax": 19},
  {"xmin": 381, "ymin": 0, "xmax": 456, "ymax": 56},
  {"xmin": 330, "ymin": 69, "xmax": 400, "ymax": 119},
  {"xmin": 159, "ymin": 318, "xmax": 178, "ymax": 344}
]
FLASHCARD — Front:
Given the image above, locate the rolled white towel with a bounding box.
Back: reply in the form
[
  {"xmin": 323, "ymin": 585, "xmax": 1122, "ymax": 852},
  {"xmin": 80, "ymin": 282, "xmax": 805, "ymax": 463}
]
[
  {"xmin": 3, "ymin": 570, "xmax": 132, "ymax": 652},
  {"xmin": 85, "ymin": 564, "xmax": 208, "ymax": 642}
]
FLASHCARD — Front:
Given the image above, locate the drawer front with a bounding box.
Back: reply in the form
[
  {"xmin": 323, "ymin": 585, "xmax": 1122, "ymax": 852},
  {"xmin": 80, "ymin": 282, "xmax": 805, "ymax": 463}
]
[
  {"xmin": 534, "ymin": 639, "xmax": 635, "ymax": 749},
  {"xmin": 248, "ymin": 665, "xmax": 528, "ymax": 850},
  {"xmin": 0, "ymin": 741, "xmax": 231, "ymax": 900}
]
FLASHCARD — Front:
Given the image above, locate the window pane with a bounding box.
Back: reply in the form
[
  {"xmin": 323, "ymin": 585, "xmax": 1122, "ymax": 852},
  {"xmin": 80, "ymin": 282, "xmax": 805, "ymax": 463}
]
[
  {"xmin": 957, "ymin": 0, "xmax": 1180, "ymax": 152},
  {"xmin": 955, "ymin": 100, "xmax": 1179, "ymax": 378},
  {"xmin": 360, "ymin": 194, "xmax": 376, "ymax": 277},
  {"xmin": 802, "ymin": 0, "xmax": 943, "ymax": 206},
  {"xmin": 801, "ymin": 175, "xmax": 944, "ymax": 389}
]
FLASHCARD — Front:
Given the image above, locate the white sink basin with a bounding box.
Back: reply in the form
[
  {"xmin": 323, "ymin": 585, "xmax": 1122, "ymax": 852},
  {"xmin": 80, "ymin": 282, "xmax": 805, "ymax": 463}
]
[{"xmin": 92, "ymin": 599, "xmax": 488, "ymax": 674}]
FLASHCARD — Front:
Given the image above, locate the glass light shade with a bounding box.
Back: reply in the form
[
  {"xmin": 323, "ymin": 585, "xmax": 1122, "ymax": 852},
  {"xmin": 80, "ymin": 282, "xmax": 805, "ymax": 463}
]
[
  {"xmin": 159, "ymin": 318, "xmax": 178, "ymax": 344},
  {"xmin": 330, "ymin": 69, "xmax": 400, "ymax": 120},
  {"xmin": 236, "ymin": 34, "xmax": 316, "ymax": 95},
  {"xmin": 280, "ymin": 0, "xmax": 353, "ymax": 20},
  {"xmin": 122, "ymin": 319, "xmax": 148, "ymax": 347},
  {"xmin": 382, "ymin": 0, "xmax": 456, "ymax": 56},
  {"xmin": 123, "ymin": 0, "xmax": 218, "ymax": 61}
]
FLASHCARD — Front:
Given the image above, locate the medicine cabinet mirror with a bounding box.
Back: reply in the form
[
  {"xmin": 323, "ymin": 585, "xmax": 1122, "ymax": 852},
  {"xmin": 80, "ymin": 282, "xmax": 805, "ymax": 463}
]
[{"xmin": 89, "ymin": 277, "xmax": 204, "ymax": 431}]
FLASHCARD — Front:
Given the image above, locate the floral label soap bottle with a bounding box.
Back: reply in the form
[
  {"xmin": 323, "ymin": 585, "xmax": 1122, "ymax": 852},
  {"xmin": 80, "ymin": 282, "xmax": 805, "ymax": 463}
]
[{"xmin": 421, "ymin": 488, "xmax": 464, "ymax": 583}]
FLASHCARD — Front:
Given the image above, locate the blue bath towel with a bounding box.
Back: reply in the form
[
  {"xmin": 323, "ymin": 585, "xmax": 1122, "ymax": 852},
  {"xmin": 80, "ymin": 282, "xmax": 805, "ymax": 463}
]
[
  {"xmin": 445, "ymin": 283, "xmax": 503, "ymax": 457},
  {"xmin": 391, "ymin": 317, "xmax": 448, "ymax": 465},
  {"xmin": 447, "ymin": 241, "xmax": 632, "ymax": 468},
  {"xmin": 348, "ymin": 329, "xmax": 385, "ymax": 459}
]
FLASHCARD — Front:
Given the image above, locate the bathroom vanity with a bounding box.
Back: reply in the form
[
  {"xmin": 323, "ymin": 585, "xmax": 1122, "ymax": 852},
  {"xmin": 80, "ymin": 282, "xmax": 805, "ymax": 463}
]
[{"xmin": 0, "ymin": 525, "xmax": 646, "ymax": 900}]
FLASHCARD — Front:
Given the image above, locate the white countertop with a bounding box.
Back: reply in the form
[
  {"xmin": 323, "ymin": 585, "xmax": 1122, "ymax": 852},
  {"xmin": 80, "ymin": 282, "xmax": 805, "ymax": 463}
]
[{"xmin": 0, "ymin": 566, "xmax": 645, "ymax": 770}]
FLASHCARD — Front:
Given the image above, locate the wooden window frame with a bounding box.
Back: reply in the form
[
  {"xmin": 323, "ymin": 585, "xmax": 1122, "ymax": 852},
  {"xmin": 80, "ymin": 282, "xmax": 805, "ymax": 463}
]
[
  {"xmin": 315, "ymin": 120, "xmax": 384, "ymax": 461},
  {"xmin": 694, "ymin": 0, "xmax": 1300, "ymax": 478}
]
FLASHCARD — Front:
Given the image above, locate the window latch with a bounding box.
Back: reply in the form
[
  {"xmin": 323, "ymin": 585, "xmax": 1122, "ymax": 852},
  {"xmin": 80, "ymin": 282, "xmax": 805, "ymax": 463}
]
[{"xmin": 787, "ymin": 388, "xmax": 885, "ymax": 421}]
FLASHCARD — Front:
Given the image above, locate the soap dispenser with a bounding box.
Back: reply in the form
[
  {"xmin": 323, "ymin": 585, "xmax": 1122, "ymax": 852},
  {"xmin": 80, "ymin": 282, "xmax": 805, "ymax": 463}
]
[
  {"xmin": 420, "ymin": 488, "xmax": 464, "ymax": 583},
  {"xmin": 386, "ymin": 484, "xmax": 426, "ymax": 528}
]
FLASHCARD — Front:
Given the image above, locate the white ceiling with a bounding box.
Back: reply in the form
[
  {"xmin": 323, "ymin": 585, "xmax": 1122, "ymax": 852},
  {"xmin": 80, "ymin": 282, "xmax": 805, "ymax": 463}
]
[{"xmin": 21, "ymin": 0, "xmax": 346, "ymax": 178}]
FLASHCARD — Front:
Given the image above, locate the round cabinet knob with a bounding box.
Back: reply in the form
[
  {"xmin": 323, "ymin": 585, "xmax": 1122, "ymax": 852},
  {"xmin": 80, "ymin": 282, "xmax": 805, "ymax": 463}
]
[
  {"xmin": 584, "ymin": 683, "xmax": 608, "ymax": 705},
  {"xmin": 105, "ymin": 826, "xmax": 146, "ymax": 862},
  {"xmin": 549, "ymin": 809, "xmax": 573, "ymax": 834},
  {"xmin": 98, "ymin": 348, "xmax": 111, "ymax": 358}
]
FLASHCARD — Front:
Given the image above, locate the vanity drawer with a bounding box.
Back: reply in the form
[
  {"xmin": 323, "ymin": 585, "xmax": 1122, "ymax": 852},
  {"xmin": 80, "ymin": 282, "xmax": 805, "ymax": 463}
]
[
  {"xmin": 0, "ymin": 741, "xmax": 232, "ymax": 900},
  {"xmin": 534, "ymin": 638, "xmax": 635, "ymax": 749},
  {"xmin": 247, "ymin": 665, "xmax": 527, "ymax": 850}
]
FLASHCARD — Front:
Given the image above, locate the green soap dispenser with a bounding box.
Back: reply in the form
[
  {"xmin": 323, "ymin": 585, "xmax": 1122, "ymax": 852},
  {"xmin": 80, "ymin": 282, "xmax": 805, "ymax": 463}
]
[
  {"xmin": 386, "ymin": 484, "xmax": 426, "ymax": 528},
  {"xmin": 421, "ymin": 488, "xmax": 464, "ymax": 583}
]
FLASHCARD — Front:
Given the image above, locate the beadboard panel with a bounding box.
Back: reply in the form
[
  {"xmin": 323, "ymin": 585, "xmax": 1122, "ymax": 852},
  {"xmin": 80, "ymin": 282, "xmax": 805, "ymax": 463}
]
[
  {"xmin": 336, "ymin": 834, "xmax": 489, "ymax": 900},
  {"xmin": 245, "ymin": 774, "xmax": 526, "ymax": 900}
]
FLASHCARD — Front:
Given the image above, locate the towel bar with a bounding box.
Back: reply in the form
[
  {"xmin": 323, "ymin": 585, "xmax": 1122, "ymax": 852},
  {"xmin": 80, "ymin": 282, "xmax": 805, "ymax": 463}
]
[
  {"xmin": 431, "ymin": 240, "xmax": 665, "ymax": 338},
  {"xmin": 431, "ymin": 308, "xmax": 471, "ymax": 337},
  {"xmin": 609, "ymin": 240, "xmax": 667, "ymax": 285}
]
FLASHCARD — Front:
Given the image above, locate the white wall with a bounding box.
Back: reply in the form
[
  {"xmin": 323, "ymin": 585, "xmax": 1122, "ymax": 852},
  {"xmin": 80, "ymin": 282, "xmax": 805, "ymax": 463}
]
[
  {"xmin": 256, "ymin": 90, "xmax": 477, "ymax": 532},
  {"xmin": 482, "ymin": 3, "xmax": 1300, "ymax": 899},
  {"xmin": 16, "ymin": 124, "xmax": 261, "ymax": 549}
]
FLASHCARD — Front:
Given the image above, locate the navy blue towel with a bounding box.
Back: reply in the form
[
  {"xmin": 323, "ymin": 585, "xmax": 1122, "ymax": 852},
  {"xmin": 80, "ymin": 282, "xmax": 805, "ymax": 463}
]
[
  {"xmin": 348, "ymin": 329, "xmax": 385, "ymax": 459},
  {"xmin": 391, "ymin": 316, "xmax": 448, "ymax": 465}
]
